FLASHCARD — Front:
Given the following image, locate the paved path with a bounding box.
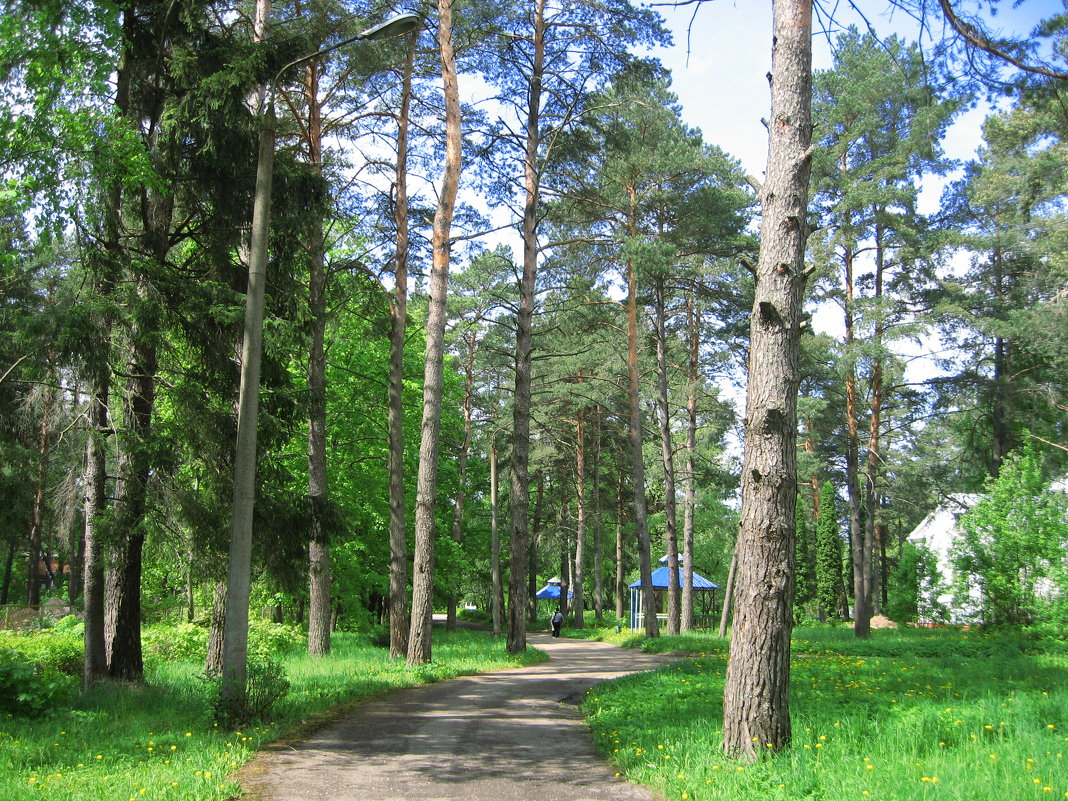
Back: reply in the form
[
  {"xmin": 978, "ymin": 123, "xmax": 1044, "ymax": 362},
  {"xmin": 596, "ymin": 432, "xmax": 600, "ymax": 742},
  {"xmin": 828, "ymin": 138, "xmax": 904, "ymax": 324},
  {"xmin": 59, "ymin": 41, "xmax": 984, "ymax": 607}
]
[{"xmin": 238, "ymin": 632, "xmax": 672, "ymax": 801}]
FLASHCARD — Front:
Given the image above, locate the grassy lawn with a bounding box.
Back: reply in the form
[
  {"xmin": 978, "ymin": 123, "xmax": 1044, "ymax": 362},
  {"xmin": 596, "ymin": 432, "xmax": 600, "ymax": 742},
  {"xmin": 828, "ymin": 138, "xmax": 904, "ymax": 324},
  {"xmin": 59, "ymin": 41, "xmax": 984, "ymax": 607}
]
[
  {"xmin": 1, "ymin": 626, "xmax": 546, "ymax": 801},
  {"xmin": 580, "ymin": 626, "xmax": 1068, "ymax": 801}
]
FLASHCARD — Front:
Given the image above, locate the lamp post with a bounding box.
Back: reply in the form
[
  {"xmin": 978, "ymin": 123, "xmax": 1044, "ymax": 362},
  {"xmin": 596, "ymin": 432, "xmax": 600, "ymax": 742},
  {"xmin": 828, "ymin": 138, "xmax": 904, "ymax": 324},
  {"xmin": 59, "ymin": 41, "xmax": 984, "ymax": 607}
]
[{"xmin": 221, "ymin": 11, "xmax": 420, "ymax": 712}]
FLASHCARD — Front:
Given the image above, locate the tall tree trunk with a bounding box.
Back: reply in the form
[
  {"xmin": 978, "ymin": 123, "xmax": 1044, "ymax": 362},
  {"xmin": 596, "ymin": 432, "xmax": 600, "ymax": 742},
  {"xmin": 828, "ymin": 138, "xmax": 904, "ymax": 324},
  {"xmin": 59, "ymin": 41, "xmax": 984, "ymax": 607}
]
[
  {"xmin": 861, "ymin": 222, "xmax": 885, "ymax": 624},
  {"xmin": 222, "ymin": 0, "xmax": 273, "ymax": 710},
  {"xmin": 625, "ymin": 203, "xmax": 657, "ymax": 638},
  {"xmin": 490, "ymin": 442, "xmax": 502, "ymax": 636},
  {"xmin": 718, "ymin": 546, "xmax": 737, "ymax": 639},
  {"xmin": 592, "ymin": 416, "xmax": 604, "ymax": 624},
  {"xmin": 206, "ymin": 580, "xmax": 226, "ymax": 675},
  {"xmin": 407, "ymin": 0, "xmax": 461, "ymax": 667},
  {"xmin": 387, "ymin": 32, "xmax": 416, "ymax": 659},
  {"xmin": 654, "ymin": 277, "xmax": 680, "ymax": 635},
  {"xmin": 305, "ymin": 54, "xmax": 331, "ymax": 659},
  {"xmin": 722, "ymin": 0, "xmax": 812, "ymax": 759},
  {"xmin": 528, "ymin": 472, "xmax": 544, "ymax": 624},
  {"xmin": 558, "ymin": 479, "xmax": 571, "ymax": 618},
  {"xmin": 105, "ymin": 325, "xmax": 156, "ymax": 681},
  {"xmin": 990, "ymin": 247, "xmax": 1009, "ymax": 478},
  {"xmin": 507, "ymin": 0, "xmax": 546, "ymax": 655},
  {"xmin": 447, "ymin": 331, "xmax": 476, "ymax": 632},
  {"xmin": 27, "ymin": 381, "xmax": 55, "ymax": 607},
  {"xmin": 82, "ymin": 386, "xmax": 110, "ymax": 689},
  {"xmin": 615, "ymin": 469, "xmax": 625, "ymax": 621},
  {"xmin": 572, "ymin": 408, "xmax": 586, "ymax": 628},
  {"xmin": 681, "ymin": 292, "xmax": 699, "ymax": 631},
  {"xmin": 843, "ymin": 243, "xmax": 869, "ymax": 639}
]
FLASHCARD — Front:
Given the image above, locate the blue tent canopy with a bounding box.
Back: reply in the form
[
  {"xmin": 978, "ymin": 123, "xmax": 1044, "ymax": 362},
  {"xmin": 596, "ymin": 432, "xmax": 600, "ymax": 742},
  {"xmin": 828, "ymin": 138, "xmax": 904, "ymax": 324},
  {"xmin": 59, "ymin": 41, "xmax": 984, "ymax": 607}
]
[{"xmin": 535, "ymin": 584, "xmax": 573, "ymax": 600}]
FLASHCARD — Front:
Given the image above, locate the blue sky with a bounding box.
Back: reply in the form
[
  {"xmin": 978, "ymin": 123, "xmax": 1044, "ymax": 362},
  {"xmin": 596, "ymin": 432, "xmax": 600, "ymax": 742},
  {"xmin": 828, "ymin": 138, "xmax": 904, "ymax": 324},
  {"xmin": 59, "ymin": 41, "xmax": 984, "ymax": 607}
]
[{"xmin": 651, "ymin": 0, "xmax": 1064, "ymax": 179}]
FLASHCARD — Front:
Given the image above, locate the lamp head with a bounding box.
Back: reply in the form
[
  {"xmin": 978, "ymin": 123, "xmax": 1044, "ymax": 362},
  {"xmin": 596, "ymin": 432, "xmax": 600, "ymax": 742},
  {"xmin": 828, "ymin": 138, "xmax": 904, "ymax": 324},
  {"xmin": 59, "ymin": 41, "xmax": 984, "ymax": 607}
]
[{"xmin": 358, "ymin": 13, "xmax": 420, "ymax": 41}]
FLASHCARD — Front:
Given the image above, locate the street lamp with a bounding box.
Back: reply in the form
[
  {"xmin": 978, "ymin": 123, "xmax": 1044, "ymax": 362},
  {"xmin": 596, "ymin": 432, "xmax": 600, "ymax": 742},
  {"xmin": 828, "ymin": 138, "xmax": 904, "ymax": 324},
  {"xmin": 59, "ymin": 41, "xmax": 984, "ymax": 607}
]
[{"xmin": 221, "ymin": 11, "xmax": 421, "ymax": 710}]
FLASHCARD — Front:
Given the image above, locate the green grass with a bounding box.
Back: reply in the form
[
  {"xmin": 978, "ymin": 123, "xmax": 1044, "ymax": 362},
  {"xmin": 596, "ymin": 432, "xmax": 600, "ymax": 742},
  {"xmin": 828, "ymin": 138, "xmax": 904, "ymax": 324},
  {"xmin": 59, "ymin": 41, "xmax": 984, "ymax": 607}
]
[
  {"xmin": 582, "ymin": 627, "xmax": 1068, "ymax": 801},
  {"xmin": 0, "ymin": 626, "xmax": 546, "ymax": 801}
]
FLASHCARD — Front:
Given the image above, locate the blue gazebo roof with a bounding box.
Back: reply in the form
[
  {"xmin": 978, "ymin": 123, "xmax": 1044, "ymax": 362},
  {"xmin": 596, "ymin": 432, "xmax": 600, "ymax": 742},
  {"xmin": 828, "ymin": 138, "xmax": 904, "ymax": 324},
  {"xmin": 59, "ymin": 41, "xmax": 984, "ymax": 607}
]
[
  {"xmin": 534, "ymin": 584, "xmax": 573, "ymax": 600},
  {"xmin": 629, "ymin": 565, "xmax": 718, "ymax": 590}
]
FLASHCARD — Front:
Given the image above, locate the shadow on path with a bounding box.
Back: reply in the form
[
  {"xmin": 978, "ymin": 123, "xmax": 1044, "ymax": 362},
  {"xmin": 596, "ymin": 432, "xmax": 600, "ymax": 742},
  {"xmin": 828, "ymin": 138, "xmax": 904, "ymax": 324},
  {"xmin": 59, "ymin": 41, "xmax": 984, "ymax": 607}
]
[{"xmin": 238, "ymin": 632, "xmax": 672, "ymax": 801}]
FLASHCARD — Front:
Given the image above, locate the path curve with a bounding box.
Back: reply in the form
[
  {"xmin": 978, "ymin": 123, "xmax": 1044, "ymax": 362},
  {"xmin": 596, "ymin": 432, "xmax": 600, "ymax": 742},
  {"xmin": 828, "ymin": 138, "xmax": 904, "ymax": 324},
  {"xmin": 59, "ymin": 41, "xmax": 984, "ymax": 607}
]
[{"xmin": 238, "ymin": 631, "xmax": 672, "ymax": 801}]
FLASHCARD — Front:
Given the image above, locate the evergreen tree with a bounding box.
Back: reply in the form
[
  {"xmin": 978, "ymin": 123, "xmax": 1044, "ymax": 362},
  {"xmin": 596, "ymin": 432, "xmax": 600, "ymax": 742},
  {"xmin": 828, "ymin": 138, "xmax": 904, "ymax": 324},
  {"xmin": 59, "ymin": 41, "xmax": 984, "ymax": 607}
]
[{"xmin": 816, "ymin": 482, "xmax": 844, "ymax": 622}]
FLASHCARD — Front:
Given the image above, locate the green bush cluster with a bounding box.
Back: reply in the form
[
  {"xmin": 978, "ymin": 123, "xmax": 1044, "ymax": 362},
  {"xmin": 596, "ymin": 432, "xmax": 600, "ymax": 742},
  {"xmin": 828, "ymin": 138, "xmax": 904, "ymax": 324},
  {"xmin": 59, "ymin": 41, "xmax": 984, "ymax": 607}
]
[
  {"xmin": 0, "ymin": 646, "xmax": 77, "ymax": 715},
  {"xmin": 0, "ymin": 625, "xmax": 83, "ymax": 674},
  {"xmin": 141, "ymin": 618, "xmax": 307, "ymax": 664}
]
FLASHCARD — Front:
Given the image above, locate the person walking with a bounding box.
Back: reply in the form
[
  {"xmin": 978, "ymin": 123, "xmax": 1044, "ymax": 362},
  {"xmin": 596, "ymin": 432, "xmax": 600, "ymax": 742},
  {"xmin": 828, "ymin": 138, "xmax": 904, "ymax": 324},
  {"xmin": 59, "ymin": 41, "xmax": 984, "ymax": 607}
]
[{"xmin": 550, "ymin": 608, "xmax": 564, "ymax": 637}]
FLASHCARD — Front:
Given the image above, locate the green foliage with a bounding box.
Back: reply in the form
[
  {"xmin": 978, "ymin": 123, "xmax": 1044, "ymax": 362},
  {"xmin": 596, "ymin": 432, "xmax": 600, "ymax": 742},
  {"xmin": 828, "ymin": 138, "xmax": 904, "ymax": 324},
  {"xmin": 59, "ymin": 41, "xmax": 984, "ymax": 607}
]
[
  {"xmin": 210, "ymin": 657, "xmax": 291, "ymax": 727},
  {"xmin": 952, "ymin": 443, "xmax": 1068, "ymax": 626},
  {"xmin": 794, "ymin": 496, "xmax": 816, "ymax": 622},
  {"xmin": 815, "ymin": 483, "xmax": 845, "ymax": 620},
  {"xmin": 142, "ymin": 619, "xmax": 306, "ymax": 665},
  {"xmin": 0, "ymin": 647, "xmax": 77, "ymax": 716},
  {"xmin": 0, "ymin": 628, "xmax": 82, "ymax": 675},
  {"xmin": 886, "ymin": 541, "xmax": 946, "ymax": 625}
]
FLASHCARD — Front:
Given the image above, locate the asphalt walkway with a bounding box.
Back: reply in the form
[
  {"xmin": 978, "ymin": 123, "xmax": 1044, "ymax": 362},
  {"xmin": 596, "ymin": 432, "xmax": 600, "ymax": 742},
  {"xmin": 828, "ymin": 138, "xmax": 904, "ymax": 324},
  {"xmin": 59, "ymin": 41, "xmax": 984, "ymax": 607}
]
[{"xmin": 238, "ymin": 630, "xmax": 672, "ymax": 801}]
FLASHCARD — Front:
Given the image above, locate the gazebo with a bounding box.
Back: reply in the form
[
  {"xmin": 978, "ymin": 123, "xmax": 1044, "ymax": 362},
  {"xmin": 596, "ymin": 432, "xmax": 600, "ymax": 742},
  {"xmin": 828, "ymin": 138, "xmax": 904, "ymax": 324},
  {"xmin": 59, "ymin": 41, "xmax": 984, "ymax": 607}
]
[
  {"xmin": 534, "ymin": 576, "xmax": 573, "ymax": 602},
  {"xmin": 629, "ymin": 556, "xmax": 719, "ymax": 630}
]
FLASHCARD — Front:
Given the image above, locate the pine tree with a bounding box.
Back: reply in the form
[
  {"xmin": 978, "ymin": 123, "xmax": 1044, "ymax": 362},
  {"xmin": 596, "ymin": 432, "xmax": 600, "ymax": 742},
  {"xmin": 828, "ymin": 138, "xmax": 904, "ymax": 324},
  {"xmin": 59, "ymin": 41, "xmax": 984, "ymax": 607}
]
[{"xmin": 816, "ymin": 482, "xmax": 844, "ymax": 622}]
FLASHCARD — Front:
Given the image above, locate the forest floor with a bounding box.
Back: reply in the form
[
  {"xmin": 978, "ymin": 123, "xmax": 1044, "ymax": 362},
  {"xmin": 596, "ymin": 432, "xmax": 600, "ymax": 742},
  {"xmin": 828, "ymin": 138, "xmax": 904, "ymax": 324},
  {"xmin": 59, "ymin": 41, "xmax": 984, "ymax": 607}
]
[{"xmin": 234, "ymin": 624, "xmax": 673, "ymax": 801}]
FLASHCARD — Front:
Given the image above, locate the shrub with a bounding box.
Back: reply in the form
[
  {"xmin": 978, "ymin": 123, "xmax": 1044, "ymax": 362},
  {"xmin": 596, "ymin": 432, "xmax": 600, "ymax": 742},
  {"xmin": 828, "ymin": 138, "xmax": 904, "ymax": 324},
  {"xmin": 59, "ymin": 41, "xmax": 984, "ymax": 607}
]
[
  {"xmin": 0, "ymin": 629, "xmax": 83, "ymax": 675},
  {"xmin": 142, "ymin": 622, "xmax": 209, "ymax": 662},
  {"xmin": 248, "ymin": 619, "xmax": 306, "ymax": 658},
  {"xmin": 0, "ymin": 647, "xmax": 77, "ymax": 716},
  {"xmin": 209, "ymin": 657, "xmax": 290, "ymax": 727}
]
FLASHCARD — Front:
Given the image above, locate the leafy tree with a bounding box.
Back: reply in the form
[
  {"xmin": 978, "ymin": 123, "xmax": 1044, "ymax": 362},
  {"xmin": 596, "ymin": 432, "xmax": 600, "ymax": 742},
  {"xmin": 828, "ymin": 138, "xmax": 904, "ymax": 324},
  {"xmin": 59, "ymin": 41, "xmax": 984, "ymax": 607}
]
[
  {"xmin": 952, "ymin": 443, "xmax": 1068, "ymax": 626},
  {"xmin": 886, "ymin": 540, "xmax": 944, "ymax": 625},
  {"xmin": 809, "ymin": 27, "xmax": 959, "ymax": 638},
  {"xmin": 938, "ymin": 83, "xmax": 1068, "ymax": 480}
]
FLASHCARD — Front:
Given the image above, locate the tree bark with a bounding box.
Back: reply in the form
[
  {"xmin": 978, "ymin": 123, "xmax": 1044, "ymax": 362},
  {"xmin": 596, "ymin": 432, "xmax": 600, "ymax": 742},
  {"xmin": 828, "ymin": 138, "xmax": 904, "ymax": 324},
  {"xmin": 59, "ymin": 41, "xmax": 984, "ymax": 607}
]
[
  {"xmin": 206, "ymin": 580, "xmax": 226, "ymax": 675},
  {"xmin": 490, "ymin": 442, "xmax": 502, "ymax": 636},
  {"xmin": 625, "ymin": 211, "xmax": 658, "ymax": 638},
  {"xmin": 654, "ymin": 277, "xmax": 680, "ymax": 635},
  {"xmin": 305, "ymin": 53, "xmax": 332, "ymax": 659},
  {"xmin": 591, "ymin": 416, "xmax": 604, "ymax": 624},
  {"xmin": 222, "ymin": 0, "xmax": 273, "ymax": 710},
  {"xmin": 843, "ymin": 241, "xmax": 869, "ymax": 638},
  {"xmin": 407, "ymin": 0, "xmax": 461, "ymax": 666},
  {"xmin": 82, "ymin": 386, "xmax": 110, "ymax": 689},
  {"xmin": 387, "ymin": 32, "xmax": 416, "ymax": 660},
  {"xmin": 615, "ymin": 469, "xmax": 625, "ymax": 621},
  {"xmin": 507, "ymin": 0, "xmax": 547, "ymax": 655},
  {"xmin": 722, "ymin": 0, "xmax": 812, "ymax": 759},
  {"xmin": 718, "ymin": 546, "xmax": 737, "ymax": 639},
  {"xmin": 447, "ymin": 331, "xmax": 476, "ymax": 632},
  {"xmin": 681, "ymin": 292, "xmax": 699, "ymax": 631},
  {"xmin": 528, "ymin": 472, "xmax": 544, "ymax": 624},
  {"xmin": 27, "ymin": 381, "xmax": 55, "ymax": 607},
  {"xmin": 572, "ymin": 408, "xmax": 586, "ymax": 628}
]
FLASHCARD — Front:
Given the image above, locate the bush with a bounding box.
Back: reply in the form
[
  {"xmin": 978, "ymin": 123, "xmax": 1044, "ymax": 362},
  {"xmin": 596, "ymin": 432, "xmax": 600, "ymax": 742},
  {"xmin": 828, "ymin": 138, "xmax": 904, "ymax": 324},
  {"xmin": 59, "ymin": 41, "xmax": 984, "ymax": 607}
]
[
  {"xmin": 0, "ymin": 629, "xmax": 83, "ymax": 675},
  {"xmin": 248, "ymin": 619, "xmax": 306, "ymax": 658},
  {"xmin": 0, "ymin": 647, "xmax": 77, "ymax": 716},
  {"xmin": 210, "ymin": 657, "xmax": 290, "ymax": 727},
  {"xmin": 142, "ymin": 621, "xmax": 209, "ymax": 662}
]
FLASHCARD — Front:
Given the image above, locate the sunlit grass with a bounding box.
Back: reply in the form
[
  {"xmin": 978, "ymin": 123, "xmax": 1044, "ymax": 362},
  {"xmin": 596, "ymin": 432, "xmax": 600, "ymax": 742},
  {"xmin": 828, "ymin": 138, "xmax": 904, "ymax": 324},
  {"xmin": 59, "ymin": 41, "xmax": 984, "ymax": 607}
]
[
  {"xmin": 583, "ymin": 627, "xmax": 1068, "ymax": 800},
  {"xmin": 0, "ymin": 626, "xmax": 546, "ymax": 801}
]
